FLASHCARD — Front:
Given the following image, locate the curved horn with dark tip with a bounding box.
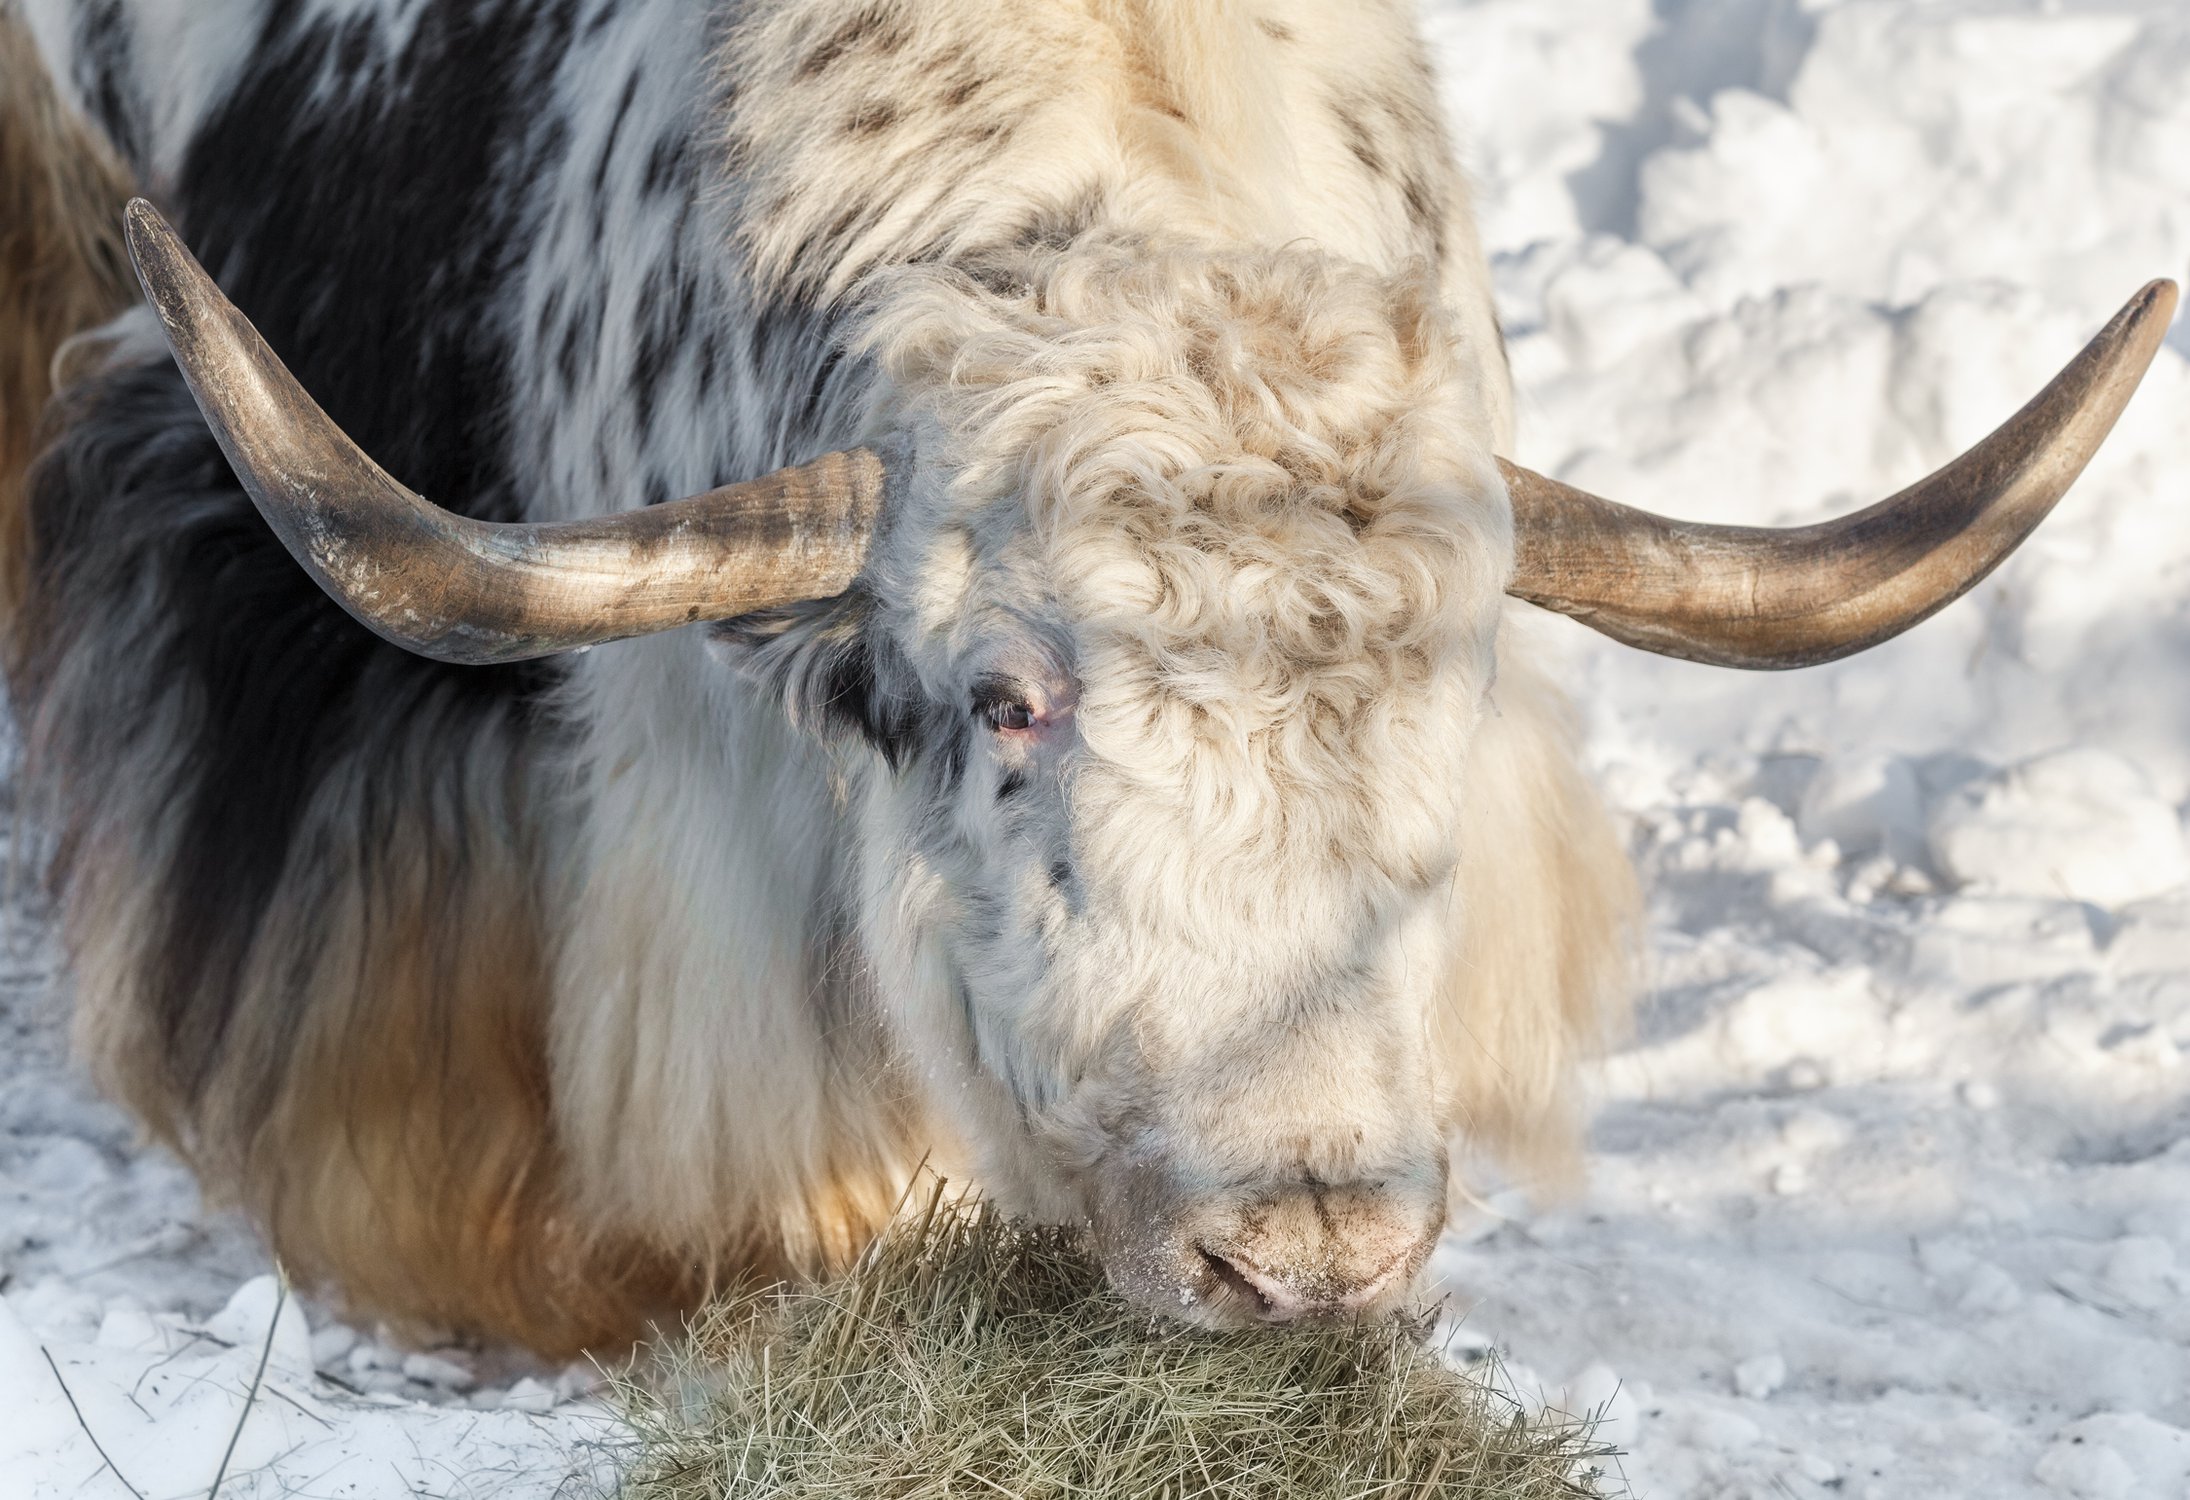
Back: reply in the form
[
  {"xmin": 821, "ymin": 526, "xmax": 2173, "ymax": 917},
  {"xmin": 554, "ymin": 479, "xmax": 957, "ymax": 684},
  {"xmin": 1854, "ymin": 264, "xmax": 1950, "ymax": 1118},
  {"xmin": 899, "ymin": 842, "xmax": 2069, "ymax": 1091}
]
[
  {"xmin": 122, "ymin": 198, "xmax": 886, "ymax": 666},
  {"xmin": 1502, "ymin": 277, "xmax": 2178, "ymax": 669}
]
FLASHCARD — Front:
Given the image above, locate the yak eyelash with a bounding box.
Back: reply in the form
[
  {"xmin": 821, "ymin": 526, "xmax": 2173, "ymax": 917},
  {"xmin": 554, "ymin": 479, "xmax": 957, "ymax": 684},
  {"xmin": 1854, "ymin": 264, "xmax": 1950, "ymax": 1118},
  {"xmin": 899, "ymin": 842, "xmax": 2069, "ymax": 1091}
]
[{"xmin": 970, "ymin": 676, "xmax": 1036, "ymax": 732}]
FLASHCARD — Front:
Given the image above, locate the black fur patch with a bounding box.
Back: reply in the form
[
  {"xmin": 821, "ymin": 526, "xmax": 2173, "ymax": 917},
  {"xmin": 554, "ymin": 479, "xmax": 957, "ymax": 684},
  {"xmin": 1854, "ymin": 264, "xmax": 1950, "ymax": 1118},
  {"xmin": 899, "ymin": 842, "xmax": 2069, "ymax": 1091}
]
[
  {"xmin": 171, "ymin": 0, "xmax": 582, "ymax": 522},
  {"xmin": 19, "ymin": 0, "xmax": 587, "ymax": 1113},
  {"xmin": 20, "ymin": 362, "xmax": 555, "ymax": 1113},
  {"xmin": 935, "ymin": 717, "xmax": 967, "ymax": 794},
  {"xmin": 1333, "ymin": 99, "xmax": 1385, "ymax": 179},
  {"xmin": 745, "ymin": 297, "xmax": 863, "ymax": 458},
  {"xmin": 796, "ymin": 2, "xmax": 909, "ymax": 80},
  {"xmin": 843, "ymin": 97, "xmax": 902, "ymax": 136},
  {"xmin": 712, "ymin": 593, "xmax": 931, "ymax": 772},
  {"xmin": 939, "ymin": 69, "xmax": 986, "ymax": 108},
  {"xmin": 641, "ymin": 131, "xmax": 692, "ymax": 198},
  {"xmin": 68, "ymin": 0, "xmax": 145, "ymax": 167},
  {"xmin": 592, "ymin": 70, "xmax": 643, "ymax": 201},
  {"xmin": 1400, "ymin": 173, "xmax": 1441, "ymax": 251}
]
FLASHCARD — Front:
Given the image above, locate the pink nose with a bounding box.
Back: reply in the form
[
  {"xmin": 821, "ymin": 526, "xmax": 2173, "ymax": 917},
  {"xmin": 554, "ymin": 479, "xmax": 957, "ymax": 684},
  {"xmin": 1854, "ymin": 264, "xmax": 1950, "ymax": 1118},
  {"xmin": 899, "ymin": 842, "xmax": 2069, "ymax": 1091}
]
[{"xmin": 1181, "ymin": 1178, "xmax": 1445, "ymax": 1324}]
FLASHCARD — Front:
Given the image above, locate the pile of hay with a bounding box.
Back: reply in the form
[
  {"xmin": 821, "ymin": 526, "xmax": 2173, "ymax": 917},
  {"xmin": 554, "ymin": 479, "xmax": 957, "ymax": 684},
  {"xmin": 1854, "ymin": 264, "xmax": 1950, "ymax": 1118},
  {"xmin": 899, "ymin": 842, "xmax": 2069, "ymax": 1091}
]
[{"xmin": 615, "ymin": 1183, "xmax": 1613, "ymax": 1499}]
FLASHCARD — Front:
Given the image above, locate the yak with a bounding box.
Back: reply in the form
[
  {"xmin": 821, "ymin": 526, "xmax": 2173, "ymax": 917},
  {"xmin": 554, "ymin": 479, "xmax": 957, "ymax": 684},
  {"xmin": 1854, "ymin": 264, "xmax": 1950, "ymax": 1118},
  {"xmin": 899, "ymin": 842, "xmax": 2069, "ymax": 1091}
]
[{"xmin": 0, "ymin": 0, "xmax": 2170, "ymax": 1356}]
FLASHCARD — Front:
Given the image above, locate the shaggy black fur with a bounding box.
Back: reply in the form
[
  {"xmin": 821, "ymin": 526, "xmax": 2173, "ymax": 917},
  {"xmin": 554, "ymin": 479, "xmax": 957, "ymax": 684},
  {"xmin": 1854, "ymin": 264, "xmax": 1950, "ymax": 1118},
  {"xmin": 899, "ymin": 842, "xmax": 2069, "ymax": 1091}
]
[
  {"xmin": 20, "ymin": 0, "xmax": 580, "ymax": 1110},
  {"xmin": 21, "ymin": 359, "xmax": 553, "ymax": 1114}
]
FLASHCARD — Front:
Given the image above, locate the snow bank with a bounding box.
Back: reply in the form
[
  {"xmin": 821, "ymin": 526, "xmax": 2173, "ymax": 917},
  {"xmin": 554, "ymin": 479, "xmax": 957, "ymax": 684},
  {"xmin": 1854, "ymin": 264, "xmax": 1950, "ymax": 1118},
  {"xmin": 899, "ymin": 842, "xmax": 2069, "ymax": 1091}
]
[
  {"xmin": 1422, "ymin": 2, "xmax": 2190, "ymax": 1495},
  {"xmin": 1436, "ymin": 0, "xmax": 2190, "ymax": 804},
  {"xmin": 1928, "ymin": 749, "xmax": 2190, "ymax": 906}
]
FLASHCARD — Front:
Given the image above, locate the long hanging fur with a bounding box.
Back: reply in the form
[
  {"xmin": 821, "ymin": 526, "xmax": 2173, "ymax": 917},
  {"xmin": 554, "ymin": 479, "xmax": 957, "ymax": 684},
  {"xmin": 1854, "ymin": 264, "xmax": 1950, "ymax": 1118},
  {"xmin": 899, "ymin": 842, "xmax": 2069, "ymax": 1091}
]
[
  {"xmin": 0, "ymin": 0, "xmax": 818, "ymax": 1356},
  {"xmin": 1436, "ymin": 624, "xmax": 1637, "ymax": 1184},
  {"xmin": 15, "ymin": 356, "xmax": 705, "ymax": 1355},
  {"xmin": 0, "ymin": 5, "xmax": 134, "ymax": 629}
]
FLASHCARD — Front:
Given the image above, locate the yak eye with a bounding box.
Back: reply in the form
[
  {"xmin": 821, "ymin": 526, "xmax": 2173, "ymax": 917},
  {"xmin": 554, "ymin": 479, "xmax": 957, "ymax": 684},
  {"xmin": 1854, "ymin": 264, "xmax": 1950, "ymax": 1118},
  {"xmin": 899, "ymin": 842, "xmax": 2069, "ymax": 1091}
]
[
  {"xmin": 985, "ymin": 698, "xmax": 1034, "ymax": 732},
  {"xmin": 972, "ymin": 675, "xmax": 1038, "ymax": 733}
]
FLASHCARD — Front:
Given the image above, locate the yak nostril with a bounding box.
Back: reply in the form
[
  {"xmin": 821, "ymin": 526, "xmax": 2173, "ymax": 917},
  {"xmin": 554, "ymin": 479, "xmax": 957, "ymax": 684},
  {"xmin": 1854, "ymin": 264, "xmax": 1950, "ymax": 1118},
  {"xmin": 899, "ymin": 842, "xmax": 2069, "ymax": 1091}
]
[
  {"xmin": 1196, "ymin": 1246, "xmax": 1313, "ymax": 1323},
  {"xmin": 1197, "ymin": 1246, "xmax": 1273, "ymax": 1317}
]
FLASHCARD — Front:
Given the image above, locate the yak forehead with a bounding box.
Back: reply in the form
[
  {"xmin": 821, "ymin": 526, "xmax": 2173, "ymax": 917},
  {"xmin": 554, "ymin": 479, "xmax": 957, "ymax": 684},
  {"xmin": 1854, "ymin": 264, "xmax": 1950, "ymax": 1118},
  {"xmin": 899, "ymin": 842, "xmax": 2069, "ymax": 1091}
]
[{"xmin": 866, "ymin": 239, "xmax": 1512, "ymax": 907}]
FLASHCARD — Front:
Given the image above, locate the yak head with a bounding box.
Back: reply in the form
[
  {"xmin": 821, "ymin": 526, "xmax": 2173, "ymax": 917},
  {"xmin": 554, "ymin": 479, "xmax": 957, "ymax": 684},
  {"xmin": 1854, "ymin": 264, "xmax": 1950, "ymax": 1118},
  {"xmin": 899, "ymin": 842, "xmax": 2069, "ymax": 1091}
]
[{"xmin": 723, "ymin": 243, "xmax": 1499, "ymax": 1321}]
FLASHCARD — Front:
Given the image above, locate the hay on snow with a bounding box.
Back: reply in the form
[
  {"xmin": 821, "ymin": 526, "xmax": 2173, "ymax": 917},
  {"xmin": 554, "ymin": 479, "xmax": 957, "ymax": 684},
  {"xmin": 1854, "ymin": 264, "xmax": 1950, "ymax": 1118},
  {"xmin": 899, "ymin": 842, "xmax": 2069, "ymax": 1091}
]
[{"xmin": 615, "ymin": 1180, "xmax": 1613, "ymax": 1499}]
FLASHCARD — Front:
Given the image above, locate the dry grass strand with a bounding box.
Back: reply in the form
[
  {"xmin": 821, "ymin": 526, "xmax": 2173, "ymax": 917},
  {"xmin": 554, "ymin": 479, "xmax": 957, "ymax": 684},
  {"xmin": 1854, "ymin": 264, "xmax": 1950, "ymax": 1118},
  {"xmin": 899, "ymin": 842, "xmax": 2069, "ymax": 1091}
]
[{"xmin": 616, "ymin": 1183, "xmax": 1612, "ymax": 1499}]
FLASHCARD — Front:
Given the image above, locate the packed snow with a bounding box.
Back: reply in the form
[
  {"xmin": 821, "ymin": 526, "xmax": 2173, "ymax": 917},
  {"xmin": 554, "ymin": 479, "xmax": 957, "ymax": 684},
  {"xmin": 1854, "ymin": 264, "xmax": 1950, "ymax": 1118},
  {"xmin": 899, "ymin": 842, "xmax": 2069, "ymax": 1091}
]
[{"xmin": 5, "ymin": 0, "xmax": 2187, "ymax": 1495}]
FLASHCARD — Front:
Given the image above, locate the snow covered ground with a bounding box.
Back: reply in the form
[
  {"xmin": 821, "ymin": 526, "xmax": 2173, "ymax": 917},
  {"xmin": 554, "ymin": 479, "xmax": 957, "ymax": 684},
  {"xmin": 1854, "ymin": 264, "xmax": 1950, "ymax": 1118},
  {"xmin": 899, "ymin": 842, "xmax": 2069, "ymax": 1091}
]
[{"xmin": 6, "ymin": 0, "xmax": 2188, "ymax": 1495}]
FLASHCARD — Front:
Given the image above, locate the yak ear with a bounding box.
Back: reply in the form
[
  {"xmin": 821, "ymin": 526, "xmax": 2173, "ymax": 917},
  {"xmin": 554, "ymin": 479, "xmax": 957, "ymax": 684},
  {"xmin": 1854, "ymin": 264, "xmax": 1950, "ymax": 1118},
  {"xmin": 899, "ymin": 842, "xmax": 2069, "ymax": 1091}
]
[{"xmin": 708, "ymin": 592, "xmax": 930, "ymax": 768}]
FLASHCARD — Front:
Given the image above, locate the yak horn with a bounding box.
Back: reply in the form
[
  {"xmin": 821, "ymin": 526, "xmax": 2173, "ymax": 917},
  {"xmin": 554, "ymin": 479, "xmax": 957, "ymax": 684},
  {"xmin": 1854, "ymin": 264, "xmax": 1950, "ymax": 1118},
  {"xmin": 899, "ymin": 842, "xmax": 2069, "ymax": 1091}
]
[
  {"xmin": 1502, "ymin": 278, "xmax": 2178, "ymax": 669},
  {"xmin": 123, "ymin": 199, "xmax": 885, "ymax": 666},
  {"xmin": 128, "ymin": 197, "xmax": 2173, "ymax": 674}
]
